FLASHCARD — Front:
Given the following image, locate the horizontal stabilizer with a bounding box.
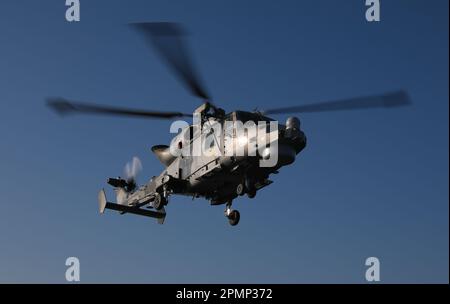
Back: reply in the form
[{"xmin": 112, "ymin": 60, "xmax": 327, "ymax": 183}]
[
  {"xmin": 103, "ymin": 202, "xmax": 166, "ymax": 224},
  {"xmin": 98, "ymin": 188, "xmax": 166, "ymax": 223}
]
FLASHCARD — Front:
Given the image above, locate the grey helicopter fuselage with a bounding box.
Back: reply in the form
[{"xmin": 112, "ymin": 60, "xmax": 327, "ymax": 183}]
[{"xmin": 134, "ymin": 107, "xmax": 307, "ymax": 207}]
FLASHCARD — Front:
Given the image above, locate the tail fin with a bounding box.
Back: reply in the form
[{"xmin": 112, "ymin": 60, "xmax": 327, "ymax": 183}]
[{"xmin": 98, "ymin": 189, "xmax": 107, "ymax": 214}]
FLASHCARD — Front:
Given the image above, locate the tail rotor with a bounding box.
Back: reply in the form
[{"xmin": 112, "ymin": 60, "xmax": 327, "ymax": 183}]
[{"xmin": 107, "ymin": 156, "xmax": 143, "ymax": 205}]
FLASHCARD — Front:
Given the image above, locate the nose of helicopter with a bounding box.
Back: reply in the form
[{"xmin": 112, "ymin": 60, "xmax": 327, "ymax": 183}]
[
  {"xmin": 258, "ymin": 117, "xmax": 306, "ymax": 167},
  {"xmin": 285, "ymin": 116, "xmax": 306, "ymax": 148},
  {"xmin": 261, "ymin": 143, "xmax": 296, "ymax": 167}
]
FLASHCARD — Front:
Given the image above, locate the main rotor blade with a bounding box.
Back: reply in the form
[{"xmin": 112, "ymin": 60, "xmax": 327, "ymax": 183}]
[
  {"xmin": 263, "ymin": 91, "xmax": 411, "ymax": 115},
  {"xmin": 47, "ymin": 98, "xmax": 191, "ymax": 119},
  {"xmin": 130, "ymin": 22, "xmax": 211, "ymax": 101}
]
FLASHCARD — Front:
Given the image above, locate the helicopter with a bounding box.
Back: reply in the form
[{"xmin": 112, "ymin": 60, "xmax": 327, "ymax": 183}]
[{"xmin": 47, "ymin": 22, "xmax": 411, "ymax": 226}]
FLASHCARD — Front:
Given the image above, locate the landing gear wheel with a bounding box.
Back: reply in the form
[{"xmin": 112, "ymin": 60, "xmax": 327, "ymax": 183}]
[
  {"xmin": 228, "ymin": 210, "xmax": 240, "ymax": 226},
  {"xmin": 153, "ymin": 193, "xmax": 166, "ymax": 210},
  {"xmin": 236, "ymin": 183, "xmax": 245, "ymax": 196}
]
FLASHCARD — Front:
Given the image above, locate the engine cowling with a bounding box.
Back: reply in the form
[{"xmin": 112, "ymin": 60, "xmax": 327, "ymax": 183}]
[{"xmin": 151, "ymin": 145, "xmax": 176, "ymax": 167}]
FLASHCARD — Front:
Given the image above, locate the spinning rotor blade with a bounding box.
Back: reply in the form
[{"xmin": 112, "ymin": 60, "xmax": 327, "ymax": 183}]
[
  {"xmin": 47, "ymin": 98, "xmax": 191, "ymax": 119},
  {"xmin": 130, "ymin": 22, "xmax": 211, "ymax": 101},
  {"xmin": 263, "ymin": 90, "xmax": 411, "ymax": 115}
]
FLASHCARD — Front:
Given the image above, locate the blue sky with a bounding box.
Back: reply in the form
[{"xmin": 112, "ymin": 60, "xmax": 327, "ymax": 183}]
[{"xmin": 0, "ymin": 0, "xmax": 448, "ymax": 283}]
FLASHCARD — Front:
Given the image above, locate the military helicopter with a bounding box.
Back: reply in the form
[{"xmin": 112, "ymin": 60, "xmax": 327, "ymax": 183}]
[{"xmin": 47, "ymin": 22, "xmax": 410, "ymax": 226}]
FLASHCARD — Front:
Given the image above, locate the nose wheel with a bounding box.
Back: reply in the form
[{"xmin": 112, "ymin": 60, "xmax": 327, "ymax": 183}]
[{"xmin": 225, "ymin": 201, "xmax": 240, "ymax": 226}]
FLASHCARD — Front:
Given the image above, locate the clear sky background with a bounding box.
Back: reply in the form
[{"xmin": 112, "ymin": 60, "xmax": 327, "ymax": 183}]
[{"xmin": 0, "ymin": 0, "xmax": 448, "ymax": 283}]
